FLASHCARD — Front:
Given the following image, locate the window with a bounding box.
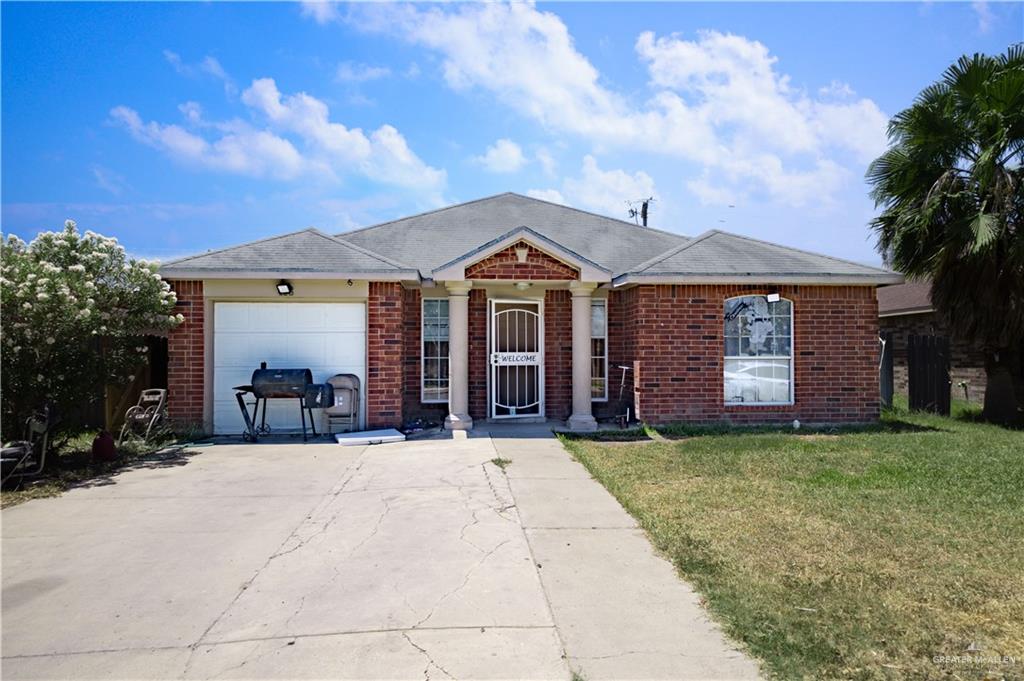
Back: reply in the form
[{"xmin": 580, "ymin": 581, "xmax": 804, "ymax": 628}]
[
  {"xmin": 724, "ymin": 296, "xmax": 793, "ymax": 404},
  {"xmin": 422, "ymin": 299, "xmax": 450, "ymax": 403},
  {"xmin": 591, "ymin": 299, "xmax": 608, "ymax": 400}
]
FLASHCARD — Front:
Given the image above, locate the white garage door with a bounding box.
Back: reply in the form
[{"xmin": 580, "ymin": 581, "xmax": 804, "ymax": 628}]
[{"xmin": 213, "ymin": 302, "xmax": 366, "ymax": 435}]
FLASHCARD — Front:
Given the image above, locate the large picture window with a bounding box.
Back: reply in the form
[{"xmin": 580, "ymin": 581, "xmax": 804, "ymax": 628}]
[
  {"xmin": 591, "ymin": 299, "xmax": 607, "ymax": 400},
  {"xmin": 422, "ymin": 299, "xmax": 450, "ymax": 403},
  {"xmin": 724, "ymin": 296, "xmax": 793, "ymax": 404}
]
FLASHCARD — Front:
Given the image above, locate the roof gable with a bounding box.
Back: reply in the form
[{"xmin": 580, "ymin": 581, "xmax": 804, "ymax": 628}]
[
  {"xmin": 159, "ymin": 228, "xmax": 418, "ymax": 280},
  {"xmin": 432, "ymin": 226, "xmax": 610, "ymax": 282},
  {"xmin": 338, "ymin": 192, "xmax": 688, "ymax": 277},
  {"xmin": 616, "ymin": 230, "xmax": 903, "ymax": 285}
]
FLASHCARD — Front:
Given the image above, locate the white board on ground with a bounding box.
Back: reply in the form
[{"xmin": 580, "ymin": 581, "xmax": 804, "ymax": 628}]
[{"xmin": 335, "ymin": 429, "xmax": 406, "ymax": 446}]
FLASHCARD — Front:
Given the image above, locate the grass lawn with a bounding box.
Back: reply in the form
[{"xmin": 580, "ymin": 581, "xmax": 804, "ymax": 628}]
[{"xmin": 561, "ymin": 403, "xmax": 1023, "ymax": 680}]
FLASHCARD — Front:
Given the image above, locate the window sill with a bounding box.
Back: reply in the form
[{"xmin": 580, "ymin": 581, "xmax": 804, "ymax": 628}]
[{"xmin": 724, "ymin": 402, "xmax": 795, "ymax": 409}]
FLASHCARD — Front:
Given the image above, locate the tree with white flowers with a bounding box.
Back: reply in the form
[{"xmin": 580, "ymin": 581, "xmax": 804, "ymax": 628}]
[{"xmin": 1, "ymin": 221, "xmax": 182, "ymax": 441}]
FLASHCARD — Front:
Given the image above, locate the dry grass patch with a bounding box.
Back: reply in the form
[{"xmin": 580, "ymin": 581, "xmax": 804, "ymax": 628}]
[{"xmin": 562, "ymin": 406, "xmax": 1024, "ymax": 680}]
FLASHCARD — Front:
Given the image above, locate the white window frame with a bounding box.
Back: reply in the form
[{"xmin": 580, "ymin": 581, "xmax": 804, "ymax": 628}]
[
  {"xmin": 723, "ymin": 295, "xmax": 794, "ymax": 406},
  {"xmin": 421, "ymin": 297, "xmax": 450, "ymax": 404},
  {"xmin": 591, "ymin": 299, "xmax": 608, "ymax": 402}
]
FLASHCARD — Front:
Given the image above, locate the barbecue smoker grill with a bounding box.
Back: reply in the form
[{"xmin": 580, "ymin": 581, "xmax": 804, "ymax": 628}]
[{"xmin": 233, "ymin": 364, "xmax": 334, "ymax": 442}]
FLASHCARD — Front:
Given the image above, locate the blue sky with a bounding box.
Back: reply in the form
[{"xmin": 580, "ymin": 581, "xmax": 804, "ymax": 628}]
[{"xmin": 2, "ymin": 1, "xmax": 1020, "ymax": 265}]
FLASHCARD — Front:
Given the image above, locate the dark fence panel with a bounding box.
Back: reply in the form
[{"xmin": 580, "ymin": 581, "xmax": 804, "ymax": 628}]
[
  {"xmin": 907, "ymin": 334, "xmax": 951, "ymax": 415},
  {"xmin": 879, "ymin": 332, "xmax": 894, "ymax": 409}
]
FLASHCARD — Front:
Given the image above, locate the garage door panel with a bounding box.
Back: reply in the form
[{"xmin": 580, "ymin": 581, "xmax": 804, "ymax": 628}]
[
  {"xmin": 213, "ymin": 302, "xmax": 366, "ymax": 435},
  {"xmin": 213, "ymin": 368, "xmax": 253, "ymax": 393},
  {"xmin": 286, "ymin": 304, "xmax": 327, "ymax": 330},
  {"xmin": 287, "ymin": 334, "xmax": 327, "ymax": 365},
  {"xmin": 215, "ymin": 304, "xmax": 250, "ymax": 331},
  {"xmin": 325, "ymin": 333, "xmax": 365, "ymax": 367},
  {"xmin": 324, "ymin": 304, "xmax": 364, "ymax": 331},
  {"xmin": 215, "ymin": 335, "xmax": 251, "ymax": 367}
]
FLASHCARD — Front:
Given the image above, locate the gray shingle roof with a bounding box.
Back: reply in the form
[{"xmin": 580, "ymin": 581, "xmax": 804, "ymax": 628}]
[
  {"xmin": 338, "ymin": 192, "xmax": 688, "ymax": 277},
  {"xmin": 159, "ymin": 228, "xmax": 417, "ymax": 279},
  {"xmin": 158, "ymin": 194, "xmax": 901, "ymax": 285},
  {"xmin": 619, "ymin": 230, "xmax": 902, "ymax": 284}
]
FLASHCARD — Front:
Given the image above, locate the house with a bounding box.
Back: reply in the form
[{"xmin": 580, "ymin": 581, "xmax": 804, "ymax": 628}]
[
  {"xmin": 158, "ymin": 193, "xmax": 902, "ymax": 434},
  {"xmin": 877, "ymin": 280, "xmax": 988, "ymax": 404}
]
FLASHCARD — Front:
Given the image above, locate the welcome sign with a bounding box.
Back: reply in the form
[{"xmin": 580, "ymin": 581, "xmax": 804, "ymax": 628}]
[{"xmin": 492, "ymin": 352, "xmax": 542, "ymax": 366}]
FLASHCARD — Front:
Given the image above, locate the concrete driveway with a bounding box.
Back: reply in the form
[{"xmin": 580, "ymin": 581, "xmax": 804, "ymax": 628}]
[{"xmin": 2, "ymin": 426, "xmax": 759, "ymax": 680}]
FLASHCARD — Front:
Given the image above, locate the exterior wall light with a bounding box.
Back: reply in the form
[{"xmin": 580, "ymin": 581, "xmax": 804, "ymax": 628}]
[
  {"xmin": 514, "ymin": 281, "xmax": 533, "ymax": 291},
  {"xmin": 276, "ymin": 280, "xmax": 294, "ymax": 296}
]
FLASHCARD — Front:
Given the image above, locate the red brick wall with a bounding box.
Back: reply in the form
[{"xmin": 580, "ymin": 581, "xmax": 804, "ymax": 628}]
[
  {"xmin": 626, "ymin": 284, "xmax": 880, "ymax": 424},
  {"xmin": 468, "ymin": 289, "xmax": 489, "ymax": 420},
  {"xmin": 465, "ymin": 242, "xmax": 579, "ymax": 280},
  {"xmin": 166, "ymin": 280, "xmax": 205, "ymax": 429},
  {"xmin": 544, "ymin": 290, "xmax": 573, "ymax": 420},
  {"xmin": 367, "ymin": 282, "xmax": 404, "ymax": 428}
]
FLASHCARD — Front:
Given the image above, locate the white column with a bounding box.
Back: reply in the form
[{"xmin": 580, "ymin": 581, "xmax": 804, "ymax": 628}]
[
  {"xmin": 568, "ymin": 283, "xmax": 598, "ymax": 432},
  {"xmin": 444, "ymin": 282, "xmax": 473, "ymax": 431}
]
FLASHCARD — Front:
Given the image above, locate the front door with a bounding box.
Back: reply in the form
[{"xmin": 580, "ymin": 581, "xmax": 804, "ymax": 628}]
[{"xmin": 489, "ymin": 300, "xmax": 544, "ymax": 419}]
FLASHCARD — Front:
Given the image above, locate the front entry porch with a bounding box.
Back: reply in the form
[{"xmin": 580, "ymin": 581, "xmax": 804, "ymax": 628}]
[{"xmin": 443, "ymin": 281, "xmax": 600, "ymax": 432}]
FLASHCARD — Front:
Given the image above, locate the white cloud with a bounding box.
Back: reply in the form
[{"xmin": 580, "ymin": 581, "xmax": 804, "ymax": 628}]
[
  {"xmin": 201, "ymin": 56, "xmax": 237, "ymax": 96},
  {"xmin": 343, "ymin": 3, "xmax": 888, "ymax": 208},
  {"xmin": 562, "ymin": 156, "xmax": 657, "ymax": 217},
  {"xmin": 536, "ymin": 147, "xmax": 557, "ymax": 177},
  {"xmin": 163, "ymin": 50, "xmax": 237, "ymax": 96},
  {"xmin": 112, "ymin": 77, "xmax": 445, "ymax": 195},
  {"xmin": 299, "ymin": 1, "xmax": 340, "ymax": 25},
  {"xmin": 530, "ymin": 156, "xmax": 656, "ymax": 218},
  {"xmin": 91, "ymin": 165, "xmax": 129, "ymax": 196},
  {"xmin": 972, "ymin": 1, "xmax": 994, "ymax": 32},
  {"xmin": 110, "ymin": 105, "xmax": 306, "ymax": 179},
  {"xmin": 526, "ymin": 188, "xmax": 566, "ymax": 205},
  {"xmin": 475, "ymin": 138, "xmax": 527, "ymax": 173},
  {"xmin": 336, "ymin": 61, "xmax": 391, "ymax": 83}
]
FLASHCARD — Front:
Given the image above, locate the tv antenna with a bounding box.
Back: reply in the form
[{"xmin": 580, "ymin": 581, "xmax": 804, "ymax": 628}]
[{"xmin": 627, "ymin": 197, "xmax": 654, "ymax": 226}]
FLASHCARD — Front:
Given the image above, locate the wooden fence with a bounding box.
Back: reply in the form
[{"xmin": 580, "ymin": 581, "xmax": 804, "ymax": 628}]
[{"xmin": 907, "ymin": 334, "xmax": 951, "ymax": 415}]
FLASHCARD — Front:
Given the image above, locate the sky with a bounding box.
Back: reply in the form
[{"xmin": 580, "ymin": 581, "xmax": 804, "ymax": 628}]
[{"xmin": 2, "ymin": 2, "xmax": 1020, "ymax": 265}]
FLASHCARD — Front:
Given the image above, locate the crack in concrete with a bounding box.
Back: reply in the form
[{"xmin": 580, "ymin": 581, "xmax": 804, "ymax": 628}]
[
  {"xmin": 180, "ymin": 449, "xmax": 371, "ymax": 676},
  {"xmin": 402, "ymin": 631, "xmax": 455, "ymax": 680},
  {"xmin": 411, "ymin": 538, "xmax": 512, "ymax": 630}
]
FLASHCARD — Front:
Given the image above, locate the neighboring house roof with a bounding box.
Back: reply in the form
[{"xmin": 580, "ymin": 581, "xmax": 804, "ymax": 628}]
[
  {"xmin": 877, "ymin": 280, "xmax": 934, "ymax": 316},
  {"xmin": 159, "ymin": 193, "xmax": 902, "ymax": 286},
  {"xmin": 338, "ymin": 192, "xmax": 687, "ymax": 277},
  {"xmin": 614, "ymin": 230, "xmax": 903, "ymax": 286},
  {"xmin": 159, "ymin": 228, "xmax": 418, "ymax": 280}
]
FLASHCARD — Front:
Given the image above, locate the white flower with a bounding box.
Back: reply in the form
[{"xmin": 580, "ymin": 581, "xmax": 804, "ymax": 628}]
[
  {"xmin": 36, "ymin": 292, "xmax": 49, "ymax": 301},
  {"xmin": 78, "ymin": 308, "xmax": 91, "ymax": 318},
  {"xmin": 174, "ymin": 313, "xmax": 185, "ymax": 323},
  {"xmin": 152, "ymin": 273, "xmax": 162, "ymax": 281},
  {"xmin": 69, "ymin": 264, "xmax": 86, "ymax": 273},
  {"xmin": 45, "ymin": 337, "xmax": 55, "ymax": 345},
  {"xmin": 13, "ymin": 346, "xmax": 20, "ymax": 352},
  {"xmin": 65, "ymin": 219, "xmax": 76, "ymax": 230},
  {"xmin": 26, "ymin": 273, "xmax": 36, "ymax": 280},
  {"xmin": 22, "ymin": 302, "xmax": 31, "ymax": 310},
  {"xmin": 36, "ymin": 374, "xmax": 44, "ymax": 382},
  {"xmin": 84, "ymin": 282, "xmax": 96, "ymax": 289}
]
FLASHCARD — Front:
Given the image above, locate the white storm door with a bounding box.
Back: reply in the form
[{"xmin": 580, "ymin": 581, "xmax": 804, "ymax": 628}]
[
  {"xmin": 212, "ymin": 302, "xmax": 365, "ymax": 434},
  {"xmin": 489, "ymin": 300, "xmax": 544, "ymax": 419}
]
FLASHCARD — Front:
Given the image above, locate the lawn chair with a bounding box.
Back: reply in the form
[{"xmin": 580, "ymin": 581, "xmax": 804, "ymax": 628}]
[
  {"xmin": 118, "ymin": 389, "xmax": 168, "ymax": 445},
  {"xmin": 1, "ymin": 405, "xmax": 57, "ymax": 487}
]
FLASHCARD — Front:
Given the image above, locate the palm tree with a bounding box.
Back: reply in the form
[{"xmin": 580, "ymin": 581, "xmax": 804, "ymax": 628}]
[{"xmin": 867, "ymin": 46, "xmax": 1024, "ymax": 424}]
